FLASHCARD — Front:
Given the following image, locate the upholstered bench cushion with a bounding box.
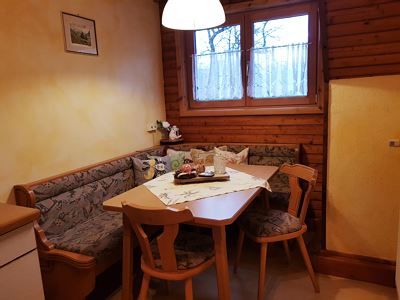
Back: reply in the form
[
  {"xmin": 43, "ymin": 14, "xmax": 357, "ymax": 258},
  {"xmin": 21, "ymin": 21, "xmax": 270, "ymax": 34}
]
[
  {"xmin": 49, "ymin": 211, "xmax": 122, "ymax": 261},
  {"xmin": 268, "ymin": 174, "xmax": 290, "ymax": 193},
  {"xmin": 239, "ymin": 209, "xmax": 301, "ymax": 237},
  {"xmin": 150, "ymin": 231, "xmax": 214, "ymax": 270},
  {"xmin": 247, "ymin": 145, "xmax": 297, "ymax": 193},
  {"xmin": 35, "ymin": 168, "xmax": 134, "ymax": 237}
]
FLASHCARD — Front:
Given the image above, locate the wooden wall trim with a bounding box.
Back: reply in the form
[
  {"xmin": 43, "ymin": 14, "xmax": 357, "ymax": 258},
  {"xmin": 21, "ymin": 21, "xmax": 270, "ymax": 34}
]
[{"xmin": 316, "ymin": 250, "xmax": 396, "ymax": 287}]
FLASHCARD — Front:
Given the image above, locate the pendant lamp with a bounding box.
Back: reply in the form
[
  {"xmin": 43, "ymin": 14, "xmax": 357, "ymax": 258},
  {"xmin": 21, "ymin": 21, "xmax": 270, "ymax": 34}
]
[{"xmin": 162, "ymin": 0, "xmax": 226, "ymax": 30}]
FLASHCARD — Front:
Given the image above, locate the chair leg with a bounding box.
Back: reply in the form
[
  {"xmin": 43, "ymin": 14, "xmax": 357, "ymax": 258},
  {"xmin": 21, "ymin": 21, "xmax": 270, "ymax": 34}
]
[
  {"xmin": 184, "ymin": 278, "xmax": 193, "ymax": 300},
  {"xmin": 257, "ymin": 243, "xmax": 268, "ymax": 300},
  {"xmin": 283, "ymin": 240, "xmax": 291, "ymax": 263},
  {"xmin": 296, "ymin": 235, "xmax": 320, "ymax": 293},
  {"xmin": 138, "ymin": 274, "xmax": 151, "ymax": 300},
  {"xmin": 234, "ymin": 229, "xmax": 245, "ymax": 274}
]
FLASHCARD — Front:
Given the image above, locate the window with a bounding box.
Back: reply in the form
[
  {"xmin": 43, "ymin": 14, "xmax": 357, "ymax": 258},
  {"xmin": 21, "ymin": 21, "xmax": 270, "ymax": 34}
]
[
  {"xmin": 193, "ymin": 24, "xmax": 243, "ymax": 102},
  {"xmin": 183, "ymin": 2, "xmax": 319, "ymax": 113},
  {"xmin": 249, "ymin": 15, "xmax": 309, "ymax": 99}
]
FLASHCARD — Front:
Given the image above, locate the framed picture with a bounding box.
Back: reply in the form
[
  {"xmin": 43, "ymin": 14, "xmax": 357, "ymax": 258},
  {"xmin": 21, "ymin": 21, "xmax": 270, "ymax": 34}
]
[{"xmin": 62, "ymin": 12, "xmax": 98, "ymax": 55}]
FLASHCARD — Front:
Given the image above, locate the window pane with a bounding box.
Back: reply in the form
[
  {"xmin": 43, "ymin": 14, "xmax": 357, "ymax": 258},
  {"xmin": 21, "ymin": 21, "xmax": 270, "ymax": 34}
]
[
  {"xmin": 193, "ymin": 25, "xmax": 243, "ymax": 101},
  {"xmin": 248, "ymin": 15, "xmax": 309, "ymax": 99}
]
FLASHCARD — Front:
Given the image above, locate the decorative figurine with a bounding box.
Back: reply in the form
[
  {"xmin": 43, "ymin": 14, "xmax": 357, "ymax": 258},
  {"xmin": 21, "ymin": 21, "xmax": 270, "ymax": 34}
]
[
  {"xmin": 157, "ymin": 120, "xmax": 183, "ymax": 143},
  {"xmin": 169, "ymin": 125, "xmax": 182, "ymax": 140}
]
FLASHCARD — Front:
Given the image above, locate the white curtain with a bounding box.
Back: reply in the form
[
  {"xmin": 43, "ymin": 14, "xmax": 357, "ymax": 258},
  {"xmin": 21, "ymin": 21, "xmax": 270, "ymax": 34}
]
[
  {"xmin": 193, "ymin": 50, "xmax": 243, "ymax": 101},
  {"xmin": 247, "ymin": 43, "xmax": 308, "ymax": 98}
]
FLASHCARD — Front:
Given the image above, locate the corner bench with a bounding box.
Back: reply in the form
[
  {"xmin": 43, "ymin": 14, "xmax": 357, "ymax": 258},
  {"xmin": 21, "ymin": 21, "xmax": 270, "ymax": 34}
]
[
  {"xmin": 14, "ymin": 146, "xmax": 164, "ymax": 300},
  {"xmin": 14, "ymin": 142, "xmax": 299, "ymax": 299}
]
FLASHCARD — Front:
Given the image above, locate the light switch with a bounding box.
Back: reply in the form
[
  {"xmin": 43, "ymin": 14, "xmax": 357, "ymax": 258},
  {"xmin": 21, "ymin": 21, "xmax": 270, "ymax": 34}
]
[
  {"xmin": 388, "ymin": 139, "xmax": 400, "ymax": 147},
  {"xmin": 146, "ymin": 123, "xmax": 157, "ymax": 132}
]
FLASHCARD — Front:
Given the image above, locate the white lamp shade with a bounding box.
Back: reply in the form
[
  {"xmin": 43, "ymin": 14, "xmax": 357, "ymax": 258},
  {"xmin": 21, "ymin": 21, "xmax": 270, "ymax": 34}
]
[{"xmin": 162, "ymin": 0, "xmax": 226, "ymax": 30}]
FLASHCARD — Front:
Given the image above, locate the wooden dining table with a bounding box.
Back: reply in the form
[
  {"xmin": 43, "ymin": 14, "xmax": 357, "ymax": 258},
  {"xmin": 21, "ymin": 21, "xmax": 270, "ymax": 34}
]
[{"xmin": 103, "ymin": 164, "xmax": 278, "ymax": 300}]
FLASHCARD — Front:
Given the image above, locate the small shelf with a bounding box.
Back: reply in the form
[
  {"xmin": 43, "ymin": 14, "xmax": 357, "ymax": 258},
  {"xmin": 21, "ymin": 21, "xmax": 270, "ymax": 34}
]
[{"xmin": 160, "ymin": 138, "xmax": 184, "ymax": 145}]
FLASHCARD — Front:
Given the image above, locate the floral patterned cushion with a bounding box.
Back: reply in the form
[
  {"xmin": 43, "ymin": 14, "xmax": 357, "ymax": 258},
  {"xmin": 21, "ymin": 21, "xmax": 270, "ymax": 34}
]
[
  {"xmin": 239, "ymin": 209, "xmax": 301, "ymax": 237},
  {"xmin": 249, "ymin": 157, "xmax": 296, "ymax": 194},
  {"xmin": 214, "ymin": 147, "xmax": 249, "ymax": 164},
  {"xmin": 269, "ymin": 173, "xmax": 291, "ymax": 193},
  {"xmin": 49, "ymin": 211, "xmax": 122, "ymax": 261},
  {"xmin": 166, "ymin": 149, "xmax": 193, "ymax": 171},
  {"xmin": 132, "ymin": 156, "xmax": 171, "ymax": 186},
  {"xmin": 190, "ymin": 146, "xmax": 228, "ymax": 165},
  {"xmin": 248, "ymin": 145, "xmax": 298, "ymax": 158},
  {"xmin": 150, "ymin": 231, "xmax": 214, "ymax": 270},
  {"xmin": 35, "ymin": 169, "xmax": 134, "ymax": 237},
  {"xmin": 249, "ymin": 156, "xmax": 297, "ymax": 166}
]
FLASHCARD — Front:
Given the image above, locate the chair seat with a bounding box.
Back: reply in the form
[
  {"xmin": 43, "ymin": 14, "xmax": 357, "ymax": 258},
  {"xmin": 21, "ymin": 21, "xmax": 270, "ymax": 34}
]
[
  {"xmin": 239, "ymin": 209, "xmax": 301, "ymax": 237},
  {"xmin": 150, "ymin": 231, "xmax": 214, "ymax": 270}
]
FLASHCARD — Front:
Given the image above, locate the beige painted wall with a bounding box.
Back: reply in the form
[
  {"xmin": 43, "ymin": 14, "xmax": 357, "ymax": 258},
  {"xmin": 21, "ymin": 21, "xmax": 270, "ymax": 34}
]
[
  {"xmin": 327, "ymin": 75, "xmax": 400, "ymax": 261},
  {"xmin": 0, "ymin": 0, "xmax": 165, "ymax": 203}
]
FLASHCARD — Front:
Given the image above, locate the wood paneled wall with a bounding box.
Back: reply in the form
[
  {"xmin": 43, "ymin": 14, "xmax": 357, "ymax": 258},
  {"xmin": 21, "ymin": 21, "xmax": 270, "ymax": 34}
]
[
  {"xmin": 159, "ymin": 0, "xmax": 400, "ymax": 242},
  {"xmin": 161, "ymin": 27, "xmax": 325, "ymax": 225},
  {"xmin": 326, "ymin": 0, "xmax": 400, "ymax": 79}
]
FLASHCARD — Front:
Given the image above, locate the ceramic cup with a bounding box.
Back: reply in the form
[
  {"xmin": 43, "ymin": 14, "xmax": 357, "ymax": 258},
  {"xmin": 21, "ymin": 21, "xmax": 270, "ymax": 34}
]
[{"xmin": 214, "ymin": 155, "xmax": 226, "ymax": 174}]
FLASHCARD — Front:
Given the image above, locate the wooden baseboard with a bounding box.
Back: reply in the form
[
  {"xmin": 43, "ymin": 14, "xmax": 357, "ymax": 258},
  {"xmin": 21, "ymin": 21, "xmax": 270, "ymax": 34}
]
[{"xmin": 316, "ymin": 250, "xmax": 396, "ymax": 287}]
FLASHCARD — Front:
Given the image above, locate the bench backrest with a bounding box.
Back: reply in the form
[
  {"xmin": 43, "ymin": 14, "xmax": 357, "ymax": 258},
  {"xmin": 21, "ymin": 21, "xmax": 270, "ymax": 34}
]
[
  {"xmin": 166, "ymin": 143, "xmax": 300, "ymax": 165},
  {"xmin": 167, "ymin": 143, "xmax": 300, "ymax": 193},
  {"xmin": 14, "ymin": 143, "xmax": 298, "ymax": 238},
  {"xmin": 14, "ymin": 146, "xmax": 164, "ymax": 238}
]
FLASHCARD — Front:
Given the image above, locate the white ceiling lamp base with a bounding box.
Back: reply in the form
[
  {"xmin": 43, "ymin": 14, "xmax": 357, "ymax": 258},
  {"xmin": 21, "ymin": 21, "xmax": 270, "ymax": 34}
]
[{"xmin": 162, "ymin": 0, "xmax": 226, "ymax": 30}]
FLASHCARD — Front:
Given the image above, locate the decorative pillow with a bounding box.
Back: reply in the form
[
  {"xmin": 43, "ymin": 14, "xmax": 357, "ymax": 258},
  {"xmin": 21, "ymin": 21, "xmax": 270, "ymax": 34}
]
[
  {"xmin": 132, "ymin": 156, "xmax": 171, "ymax": 186},
  {"xmin": 166, "ymin": 149, "xmax": 193, "ymax": 171},
  {"xmin": 214, "ymin": 147, "xmax": 249, "ymax": 164},
  {"xmin": 190, "ymin": 146, "xmax": 228, "ymax": 165}
]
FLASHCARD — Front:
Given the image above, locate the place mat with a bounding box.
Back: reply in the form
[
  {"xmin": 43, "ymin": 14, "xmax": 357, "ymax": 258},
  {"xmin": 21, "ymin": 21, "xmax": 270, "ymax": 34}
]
[{"xmin": 143, "ymin": 167, "xmax": 271, "ymax": 206}]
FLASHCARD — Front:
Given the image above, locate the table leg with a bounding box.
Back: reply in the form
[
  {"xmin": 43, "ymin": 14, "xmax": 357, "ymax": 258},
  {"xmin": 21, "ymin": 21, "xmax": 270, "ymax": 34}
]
[
  {"xmin": 122, "ymin": 215, "xmax": 134, "ymax": 300},
  {"xmin": 263, "ymin": 189, "xmax": 270, "ymax": 210},
  {"xmin": 212, "ymin": 226, "xmax": 231, "ymax": 300}
]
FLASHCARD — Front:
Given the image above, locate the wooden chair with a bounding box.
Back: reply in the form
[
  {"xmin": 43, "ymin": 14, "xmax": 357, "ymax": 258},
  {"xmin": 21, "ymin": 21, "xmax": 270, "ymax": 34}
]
[
  {"xmin": 234, "ymin": 163, "xmax": 320, "ymax": 300},
  {"xmin": 122, "ymin": 203, "xmax": 215, "ymax": 300}
]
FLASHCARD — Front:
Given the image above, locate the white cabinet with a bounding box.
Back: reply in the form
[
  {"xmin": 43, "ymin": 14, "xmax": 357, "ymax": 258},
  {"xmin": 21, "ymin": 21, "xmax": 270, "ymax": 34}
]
[{"xmin": 0, "ymin": 204, "xmax": 44, "ymax": 300}]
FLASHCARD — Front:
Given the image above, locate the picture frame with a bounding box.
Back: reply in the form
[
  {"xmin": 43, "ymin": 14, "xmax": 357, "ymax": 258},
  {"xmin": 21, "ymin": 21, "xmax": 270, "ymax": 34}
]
[{"xmin": 62, "ymin": 12, "xmax": 98, "ymax": 55}]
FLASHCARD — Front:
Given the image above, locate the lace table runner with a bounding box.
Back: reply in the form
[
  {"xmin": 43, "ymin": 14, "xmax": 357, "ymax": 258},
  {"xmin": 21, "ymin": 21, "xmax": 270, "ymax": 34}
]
[{"xmin": 143, "ymin": 167, "xmax": 271, "ymax": 206}]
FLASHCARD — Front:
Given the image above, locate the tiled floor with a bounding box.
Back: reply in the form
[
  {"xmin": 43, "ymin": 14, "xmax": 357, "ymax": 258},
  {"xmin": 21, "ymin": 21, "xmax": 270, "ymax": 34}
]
[{"xmin": 107, "ymin": 241, "xmax": 398, "ymax": 300}]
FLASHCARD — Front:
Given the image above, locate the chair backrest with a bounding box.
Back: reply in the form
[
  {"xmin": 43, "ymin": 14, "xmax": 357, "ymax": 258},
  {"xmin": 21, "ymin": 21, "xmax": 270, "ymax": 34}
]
[
  {"xmin": 122, "ymin": 203, "xmax": 194, "ymax": 272},
  {"xmin": 280, "ymin": 164, "xmax": 318, "ymax": 224}
]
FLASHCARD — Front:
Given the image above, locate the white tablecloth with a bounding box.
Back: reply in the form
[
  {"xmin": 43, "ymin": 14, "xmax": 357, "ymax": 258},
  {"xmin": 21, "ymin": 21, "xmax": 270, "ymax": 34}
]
[{"xmin": 144, "ymin": 167, "xmax": 271, "ymax": 205}]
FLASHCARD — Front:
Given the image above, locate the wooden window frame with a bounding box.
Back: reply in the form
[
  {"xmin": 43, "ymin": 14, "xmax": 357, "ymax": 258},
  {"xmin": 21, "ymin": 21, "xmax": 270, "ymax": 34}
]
[{"xmin": 176, "ymin": 1, "xmax": 324, "ymax": 116}]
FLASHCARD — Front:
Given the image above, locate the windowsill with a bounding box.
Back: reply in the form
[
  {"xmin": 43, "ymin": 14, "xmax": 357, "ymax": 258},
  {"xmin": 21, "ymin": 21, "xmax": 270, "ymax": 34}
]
[{"xmin": 179, "ymin": 101, "xmax": 324, "ymax": 117}]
